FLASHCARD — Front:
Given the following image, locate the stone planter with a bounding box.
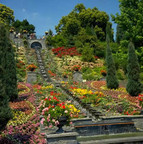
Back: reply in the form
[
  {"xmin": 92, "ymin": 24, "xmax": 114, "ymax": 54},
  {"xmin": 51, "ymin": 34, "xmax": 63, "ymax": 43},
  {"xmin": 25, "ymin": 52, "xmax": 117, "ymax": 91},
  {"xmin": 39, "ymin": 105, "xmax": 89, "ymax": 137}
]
[
  {"xmin": 56, "ymin": 116, "xmax": 68, "ymax": 133},
  {"xmin": 27, "ymin": 71, "xmax": 37, "ymax": 84},
  {"xmin": 40, "ymin": 116, "xmax": 79, "ymax": 144},
  {"xmin": 73, "ymin": 71, "xmax": 83, "ymax": 82},
  {"xmin": 140, "ymin": 110, "xmax": 143, "ymax": 115}
]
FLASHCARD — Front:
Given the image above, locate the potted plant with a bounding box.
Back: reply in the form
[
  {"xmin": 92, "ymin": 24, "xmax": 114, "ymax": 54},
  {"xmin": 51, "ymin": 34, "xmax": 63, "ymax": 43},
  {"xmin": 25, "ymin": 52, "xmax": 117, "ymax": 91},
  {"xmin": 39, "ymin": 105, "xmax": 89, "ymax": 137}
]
[
  {"xmin": 26, "ymin": 64, "xmax": 37, "ymax": 72},
  {"xmin": 100, "ymin": 70, "xmax": 107, "ymax": 77},
  {"xmin": 38, "ymin": 96, "xmax": 74, "ymax": 133},
  {"xmin": 72, "ymin": 65, "xmax": 81, "ymax": 72}
]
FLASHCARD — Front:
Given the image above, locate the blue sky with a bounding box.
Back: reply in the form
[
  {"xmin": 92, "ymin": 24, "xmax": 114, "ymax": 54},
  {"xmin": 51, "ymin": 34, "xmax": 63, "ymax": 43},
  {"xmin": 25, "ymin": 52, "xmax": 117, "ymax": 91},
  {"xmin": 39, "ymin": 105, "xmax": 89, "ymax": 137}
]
[{"xmin": 1, "ymin": 0, "xmax": 120, "ymax": 37}]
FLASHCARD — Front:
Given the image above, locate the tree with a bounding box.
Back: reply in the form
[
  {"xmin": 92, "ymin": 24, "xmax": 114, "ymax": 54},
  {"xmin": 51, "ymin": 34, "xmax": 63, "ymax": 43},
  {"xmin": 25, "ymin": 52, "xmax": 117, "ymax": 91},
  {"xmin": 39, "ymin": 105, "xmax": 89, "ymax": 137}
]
[
  {"xmin": 126, "ymin": 42, "xmax": 142, "ymax": 96},
  {"xmin": 74, "ymin": 3, "xmax": 86, "ymax": 13},
  {"xmin": 55, "ymin": 4, "xmax": 110, "ymax": 41},
  {"xmin": 0, "ymin": 23, "xmax": 12, "ymax": 130},
  {"xmin": 12, "ymin": 19, "xmax": 35, "ymax": 34},
  {"xmin": 112, "ymin": 0, "xmax": 143, "ymax": 47},
  {"xmin": 48, "ymin": 29, "xmax": 53, "ymax": 36},
  {"xmin": 106, "ymin": 24, "xmax": 119, "ymax": 89},
  {"xmin": 116, "ymin": 24, "xmax": 124, "ymax": 44},
  {"xmin": 0, "ymin": 4, "xmax": 14, "ymax": 26},
  {"xmin": 5, "ymin": 42, "xmax": 18, "ymax": 101}
]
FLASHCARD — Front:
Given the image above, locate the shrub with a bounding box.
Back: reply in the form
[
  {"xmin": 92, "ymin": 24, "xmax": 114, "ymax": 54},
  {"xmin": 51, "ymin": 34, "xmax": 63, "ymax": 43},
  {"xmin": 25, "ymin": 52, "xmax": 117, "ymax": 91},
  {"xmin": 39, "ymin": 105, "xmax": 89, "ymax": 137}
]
[{"xmin": 81, "ymin": 43, "xmax": 95, "ymax": 62}]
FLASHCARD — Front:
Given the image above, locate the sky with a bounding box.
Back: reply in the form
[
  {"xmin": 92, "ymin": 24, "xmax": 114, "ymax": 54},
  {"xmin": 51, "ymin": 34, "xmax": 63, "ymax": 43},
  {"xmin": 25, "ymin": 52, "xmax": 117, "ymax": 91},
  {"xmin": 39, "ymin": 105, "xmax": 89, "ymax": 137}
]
[{"xmin": 1, "ymin": 0, "xmax": 120, "ymax": 37}]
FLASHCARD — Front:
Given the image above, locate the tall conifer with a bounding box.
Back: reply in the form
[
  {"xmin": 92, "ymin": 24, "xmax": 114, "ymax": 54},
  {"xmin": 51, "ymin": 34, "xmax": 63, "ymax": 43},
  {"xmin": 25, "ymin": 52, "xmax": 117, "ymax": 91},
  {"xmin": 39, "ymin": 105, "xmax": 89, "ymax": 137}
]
[
  {"xmin": 0, "ymin": 23, "xmax": 12, "ymax": 130},
  {"xmin": 126, "ymin": 42, "xmax": 142, "ymax": 96},
  {"xmin": 5, "ymin": 41, "xmax": 18, "ymax": 101},
  {"xmin": 106, "ymin": 24, "xmax": 119, "ymax": 89}
]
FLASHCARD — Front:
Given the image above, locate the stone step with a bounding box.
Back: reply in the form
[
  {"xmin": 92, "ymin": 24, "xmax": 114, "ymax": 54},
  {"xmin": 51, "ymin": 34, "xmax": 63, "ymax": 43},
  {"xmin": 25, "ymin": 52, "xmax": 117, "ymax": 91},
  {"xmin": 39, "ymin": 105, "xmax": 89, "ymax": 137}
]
[
  {"xmin": 78, "ymin": 133, "xmax": 143, "ymax": 144},
  {"xmin": 74, "ymin": 119, "xmax": 138, "ymax": 136}
]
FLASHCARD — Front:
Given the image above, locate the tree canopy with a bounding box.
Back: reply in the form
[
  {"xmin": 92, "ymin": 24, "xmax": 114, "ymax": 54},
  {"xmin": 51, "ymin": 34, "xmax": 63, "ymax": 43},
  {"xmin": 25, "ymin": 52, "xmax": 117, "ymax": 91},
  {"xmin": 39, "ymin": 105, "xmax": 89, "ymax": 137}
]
[
  {"xmin": 112, "ymin": 0, "xmax": 143, "ymax": 47},
  {"xmin": 12, "ymin": 19, "xmax": 35, "ymax": 34},
  {"xmin": 55, "ymin": 3, "xmax": 110, "ymax": 41},
  {"xmin": 0, "ymin": 4, "xmax": 14, "ymax": 26}
]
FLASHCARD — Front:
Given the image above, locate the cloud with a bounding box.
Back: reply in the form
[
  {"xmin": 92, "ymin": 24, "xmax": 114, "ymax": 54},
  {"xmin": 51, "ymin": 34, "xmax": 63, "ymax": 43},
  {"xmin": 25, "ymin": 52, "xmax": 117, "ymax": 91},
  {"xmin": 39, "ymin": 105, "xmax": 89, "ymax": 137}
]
[
  {"xmin": 32, "ymin": 12, "xmax": 39, "ymax": 17},
  {"xmin": 22, "ymin": 8, "xmax": 26, "ymax": 13}
]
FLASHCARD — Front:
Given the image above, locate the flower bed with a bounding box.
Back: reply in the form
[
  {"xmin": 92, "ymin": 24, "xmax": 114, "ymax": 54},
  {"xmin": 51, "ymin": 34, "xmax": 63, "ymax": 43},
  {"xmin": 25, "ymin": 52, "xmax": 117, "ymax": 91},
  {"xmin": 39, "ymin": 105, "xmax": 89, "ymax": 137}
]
[
  {"xmin": 52, "ymin": 47, "xmax": 80, "ymax": 57},
  {"xmin": 0, "ymin": 82, "xmax": 46, "ymax": 144}
]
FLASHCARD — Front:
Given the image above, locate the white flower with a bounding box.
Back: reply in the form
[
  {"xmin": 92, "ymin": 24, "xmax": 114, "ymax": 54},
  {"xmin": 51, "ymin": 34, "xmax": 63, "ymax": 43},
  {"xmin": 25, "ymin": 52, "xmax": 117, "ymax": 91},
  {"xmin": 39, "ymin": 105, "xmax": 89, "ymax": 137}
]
[
  {"xmin": 82, "ymin": 79, "xmax": 86, "ymax": 82},
  {"xmin": 64, "ymin": 110, "xmax": 68, "ymax": 113}
]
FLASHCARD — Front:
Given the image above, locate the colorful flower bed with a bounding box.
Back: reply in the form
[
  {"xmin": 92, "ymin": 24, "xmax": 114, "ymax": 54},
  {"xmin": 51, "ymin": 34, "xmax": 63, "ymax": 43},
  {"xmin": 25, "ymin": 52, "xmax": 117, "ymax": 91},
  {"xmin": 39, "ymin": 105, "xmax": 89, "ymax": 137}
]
[
  {"xmin": 0, "ymin": 83, "xmax": 46, "ymax": 144},
  {"xmin": 69, "ymin": 85, "xmax": 141, "ymax": 116},
  {"xmin": 52, "ymin": 47, "xmax": 80, "ymax": 57},
  {"xmin": 33, "ymin": 83, "xmax": 82, "ymax": 122}
]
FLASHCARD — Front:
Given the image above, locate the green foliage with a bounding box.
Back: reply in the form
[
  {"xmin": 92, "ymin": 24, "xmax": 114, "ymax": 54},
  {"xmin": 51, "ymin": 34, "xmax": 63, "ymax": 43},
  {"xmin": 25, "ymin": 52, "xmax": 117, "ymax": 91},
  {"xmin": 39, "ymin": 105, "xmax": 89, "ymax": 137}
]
[
  {"xmin": 46, "ymin": 35, "xmax": 53, "ymax": 47},
  {"xmin": 0, "ymin": 23, "xmax": 12, "ymax": 130},
  {"xmin": 106, "ymin": 25, "xmax": 119, "ymax": 89},
  {"xmin": 140, "ymin": 72, "xmax": 143, "ymax": 82},
  {"xmin": 126, "ymin": 42, "xmax": 142, "ymax": 96},
  {"xmin": 5, "ymin": 42, "xmax": 18, "ymax": 101},
  {"xmin": 48, "ymin": 29, "xmax": 53, "ymax": 36},
  {"xmin": 0, "ymin": 4, "xmax": 14, "ymax": 26},
  {"xmin": 74, "ymin": 27, "xmax": 105, "ymax": 58},
  {"xmin": 55, "ymin": 4, "xmax": 110, "ymax": 41},
  {"xmin": 116, "ymin": 24, "xmax": 124, "ymax": 44},
  {"xmin": 112, "ymin": 0, "xmax": 143, "ymax": 47},
  {"xmin": 74, "ymin": 3, "xmax": 86, "ymax": 13},
  {"xmin": 81, "ymin": 43, "xmax": 95, "ymax": 62},
  {"xmin": 50, "ymin": 34, "xmax": 66, "ymax": 47},
  {"xmin": 82, "ymin": 67, "xmax": 100, "ymax": 81},
  {"xmin": 117, "ymin": 69, "xmax": 126, "ymax": 80},
  {"xmin": 23, "ymin": 38, "xmax": 28, "ymax": 48},
  {"xmin": 113, "ymin": 52, "xmax": 128, "ymax": 73},
  {"xmin": 64, "ymin": 18, "xmax": 81, "ymax": 36},
  {"xmin": 12, "ymin": 19, "xmax": 35, "ymax": 34}
]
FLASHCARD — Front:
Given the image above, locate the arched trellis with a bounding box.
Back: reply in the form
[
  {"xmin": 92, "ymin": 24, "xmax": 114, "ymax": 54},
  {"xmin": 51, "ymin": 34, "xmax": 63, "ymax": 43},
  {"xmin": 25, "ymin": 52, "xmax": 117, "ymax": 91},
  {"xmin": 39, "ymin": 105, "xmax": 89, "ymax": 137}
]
[{"xmin": 31, "ymin": 42, "xmax": 42, "ymax": 49}]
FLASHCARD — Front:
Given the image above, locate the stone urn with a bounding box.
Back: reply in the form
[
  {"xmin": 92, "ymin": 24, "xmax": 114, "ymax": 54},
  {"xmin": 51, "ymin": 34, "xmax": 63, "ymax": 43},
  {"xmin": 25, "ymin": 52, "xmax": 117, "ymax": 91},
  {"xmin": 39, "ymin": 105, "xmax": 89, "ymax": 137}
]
[{"xmin": 56, "ymin": 116, "xmax": 68, "ymax": 133}]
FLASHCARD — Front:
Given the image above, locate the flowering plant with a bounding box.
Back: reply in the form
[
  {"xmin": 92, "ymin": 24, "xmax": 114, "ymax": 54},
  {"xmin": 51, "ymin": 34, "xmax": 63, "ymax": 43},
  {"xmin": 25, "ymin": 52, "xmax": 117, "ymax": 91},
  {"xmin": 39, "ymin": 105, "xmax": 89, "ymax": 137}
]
[
  {"xmin": 38, "ymin": 96, "xmax": 75, "ymax": 128},
  {"xmin": 62, "ymin": 71, "xmax": 72, "ymax": 78},
  {"xmin": 72, "ymin": 65, "xmax": 81, "ymax": 71},
  {"xmin": 23, "ymin": 30, "xmax": 28, "ymax": 33},
  {"xmin": 9, "ymin": 27, "xmax": 15, "ymax": 33},
  {"xmin": 26, "ymin": 64, "xmax": 37, "ymax": 71},
  {"xmin": 100, "ymin": 70, "xmax": 107, "ymax": 76},
  {"xmin": 138, "ymin": 94, "xmax": 143, "ymax": 108},
  {"xmin": 52, "ymin": 47, "xmax": 80, "ymax": 57}
]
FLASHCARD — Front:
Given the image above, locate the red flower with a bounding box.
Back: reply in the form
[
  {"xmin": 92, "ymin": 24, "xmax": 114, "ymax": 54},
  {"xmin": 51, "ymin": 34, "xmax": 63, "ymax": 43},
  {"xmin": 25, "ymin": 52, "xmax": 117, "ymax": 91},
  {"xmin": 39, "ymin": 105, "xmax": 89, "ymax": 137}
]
[
  {"xmin": 138, "ymin": 97, "xmax": 143, "ymax": 101},
  {"xmin": 62, "ymin": 105, "xmax": 65, "ymax": 109}
]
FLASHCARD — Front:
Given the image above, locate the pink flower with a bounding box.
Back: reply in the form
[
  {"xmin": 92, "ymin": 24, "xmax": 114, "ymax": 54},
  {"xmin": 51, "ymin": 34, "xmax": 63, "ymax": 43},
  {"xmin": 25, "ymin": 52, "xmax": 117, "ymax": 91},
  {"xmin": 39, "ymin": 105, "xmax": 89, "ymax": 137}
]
[
  {"xmin": 49, "ymin": 125, "xmax": 53, "ymax": 128},
  {"xmin": 40, "ymin": 118, "xmax": 45, "ymax": 125},
  {"xmin": 48, "ymin": 114, "xmax": 50, "ymax": 119},
  {"xmin": 55, "ymin": 120, "xmax": 59, "ymax": 126},
  {"xmin": 47, "ymin": 117, "xmax": 50, "ymax": 122},
  {"xmin": 70, "ymin": 122, "xmax": 73, "ymax": 125},
  {"xmin": 52, "ymin": 119, "xmax": 55, "ymax": 122}
]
